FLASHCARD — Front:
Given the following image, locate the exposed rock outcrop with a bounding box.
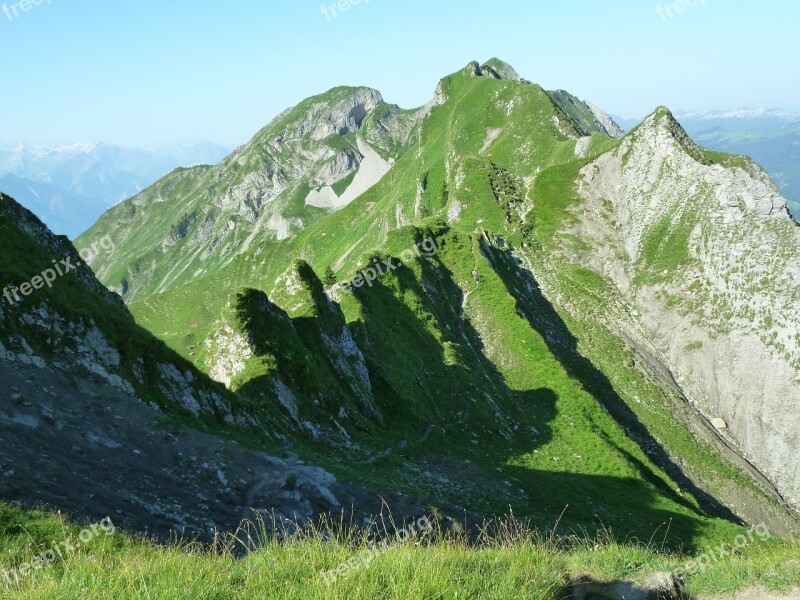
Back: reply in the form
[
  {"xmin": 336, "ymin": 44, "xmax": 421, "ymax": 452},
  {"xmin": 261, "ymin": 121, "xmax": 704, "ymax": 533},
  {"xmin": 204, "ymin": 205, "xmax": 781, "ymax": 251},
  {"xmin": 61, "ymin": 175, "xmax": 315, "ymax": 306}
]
[{"xmin": 571, "ymin": 107, "xmax": 800, "ymax": 509}]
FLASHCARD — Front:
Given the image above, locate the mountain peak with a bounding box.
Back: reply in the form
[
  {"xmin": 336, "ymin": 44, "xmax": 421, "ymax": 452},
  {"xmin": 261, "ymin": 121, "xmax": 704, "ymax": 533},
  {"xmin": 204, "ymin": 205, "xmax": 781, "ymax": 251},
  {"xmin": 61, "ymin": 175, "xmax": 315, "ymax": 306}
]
[
  {"xmin": 462, "ymin": 58, "xmax": 527, "ymax": 82},
  {"xmin": 481, "ymin": 58, "xmax": 524, "ymax": 81},
  {"xmin": 640, "ymin": 105, "xmax": 693, "ymax": 141},
  {"xmin": 632, "ymin": 106, "xmax": 730, "ymax": 167},
  {"xmin": 628, "ymin": 106, "xmax": 789, "ymax": 218},
  {"xmin": 465, "ymin": 60, "xmax": 500, "ymax": 79}
]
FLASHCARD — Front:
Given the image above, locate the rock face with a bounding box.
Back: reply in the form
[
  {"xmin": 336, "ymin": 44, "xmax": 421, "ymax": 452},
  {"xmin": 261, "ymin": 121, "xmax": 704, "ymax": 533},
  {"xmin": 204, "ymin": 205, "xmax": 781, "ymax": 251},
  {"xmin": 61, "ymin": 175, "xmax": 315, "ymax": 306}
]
[
  {"xmin": 204, "ymin": 322, "xmax": 254, "ymax": 388},
  {"xmin": 304, "ymin": 137, "xmax": 391, "ymax": 210},
  {"xmin": 547, "ymin": 89, "xmax": 626, "ymax": 139},
  {"xmin": 583, "ymin": 100, "xmax": 625, "ymax": 139},
  {"xmin": 202, "ymin": 260, "xmax": 383, "ymax": 437},
  {"xmin": 570, "ymin": 108, "xmax": 800, "ymax": 509}
]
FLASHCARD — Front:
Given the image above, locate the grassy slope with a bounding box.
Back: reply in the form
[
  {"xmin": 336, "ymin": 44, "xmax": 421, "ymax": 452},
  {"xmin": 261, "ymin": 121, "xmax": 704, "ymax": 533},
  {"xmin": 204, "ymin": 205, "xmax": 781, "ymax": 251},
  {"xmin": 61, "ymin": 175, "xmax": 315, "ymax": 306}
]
[
  {"xmin": 129, "ymin": 66, "xmax": 599, "ymax": 358},
  {"xmin": 1, "ymin": 505, "xmax": 798, "ymax": 599}
]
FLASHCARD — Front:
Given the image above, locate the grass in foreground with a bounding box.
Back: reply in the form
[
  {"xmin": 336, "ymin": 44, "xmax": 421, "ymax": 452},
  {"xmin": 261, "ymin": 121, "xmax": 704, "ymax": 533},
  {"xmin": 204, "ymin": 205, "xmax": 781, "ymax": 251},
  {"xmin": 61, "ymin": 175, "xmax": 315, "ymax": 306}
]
[{"xmin": 1, "ymin": 505, "xmax": 799, "ymax": 599}]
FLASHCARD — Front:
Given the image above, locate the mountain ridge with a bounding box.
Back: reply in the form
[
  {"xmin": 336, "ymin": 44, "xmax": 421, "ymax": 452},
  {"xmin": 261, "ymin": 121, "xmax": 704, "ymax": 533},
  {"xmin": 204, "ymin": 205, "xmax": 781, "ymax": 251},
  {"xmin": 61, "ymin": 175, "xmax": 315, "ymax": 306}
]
[
  {"xmin": 7, "ymin": 62, "xmax": 797, "ymax": 541},
  {"xmin": 71, "ymin": 61, "xmax": 800, "ymax": 541}
]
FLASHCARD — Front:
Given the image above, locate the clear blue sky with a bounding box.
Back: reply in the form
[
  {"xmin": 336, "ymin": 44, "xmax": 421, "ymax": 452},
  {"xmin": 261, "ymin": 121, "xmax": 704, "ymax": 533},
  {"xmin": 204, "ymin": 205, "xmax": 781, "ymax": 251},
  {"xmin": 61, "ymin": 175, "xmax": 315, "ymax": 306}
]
[{"xmin": 1, "ymin": 0, "xmax": 797, "ymax": 147}]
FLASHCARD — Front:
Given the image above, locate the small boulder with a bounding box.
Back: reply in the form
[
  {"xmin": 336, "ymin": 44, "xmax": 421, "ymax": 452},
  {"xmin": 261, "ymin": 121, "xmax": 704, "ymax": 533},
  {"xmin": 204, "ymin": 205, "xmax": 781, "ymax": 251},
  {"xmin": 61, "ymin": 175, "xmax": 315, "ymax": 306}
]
[{"xmin": 570, "ymin": 571, "xmax": 684, "ymax": 600}]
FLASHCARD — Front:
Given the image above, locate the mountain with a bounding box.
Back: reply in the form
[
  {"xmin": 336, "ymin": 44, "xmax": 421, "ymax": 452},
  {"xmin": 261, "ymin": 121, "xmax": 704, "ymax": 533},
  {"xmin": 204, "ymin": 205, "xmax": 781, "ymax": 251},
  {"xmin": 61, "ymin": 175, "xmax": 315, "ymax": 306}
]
[
  {"xmin": 547, "ymin": 89, "xmax": 625, "ymax": 138},
  {"xmin": 0, "ymin": 141, "xmax": 230, "ymax": 237},
  {"xmin": 562, "ymin": 107, "xmax": 800, "ymax": 512},
  {"xmin": 74, "ymin": 87, "xmax": 431, "ymax": 301},
  {"xmin": 672, "ymin": 110, "xmax": 800, "ymax": 215},
  {"xmin": 616, "ymin": 109, "xmax": 800, "ymax": 215},
  {"xmin": 74, "ymin": 58, "xmax": 800, "ymax": 546}
]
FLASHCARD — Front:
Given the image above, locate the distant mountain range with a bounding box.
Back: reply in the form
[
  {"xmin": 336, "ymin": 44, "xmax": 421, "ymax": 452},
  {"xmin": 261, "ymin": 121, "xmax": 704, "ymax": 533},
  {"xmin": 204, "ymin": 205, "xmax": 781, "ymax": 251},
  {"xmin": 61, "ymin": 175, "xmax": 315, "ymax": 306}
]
[
  {"xmin": 615, "ymin": 108, "xmax": 800, "ymax": 215},
  {"xmin": 0, "ymin": 141, "xmax": 230, "ymax": 237},
  {"xmin": 675, "ymin": 108, "xmax": 800, "ymax": 132}
]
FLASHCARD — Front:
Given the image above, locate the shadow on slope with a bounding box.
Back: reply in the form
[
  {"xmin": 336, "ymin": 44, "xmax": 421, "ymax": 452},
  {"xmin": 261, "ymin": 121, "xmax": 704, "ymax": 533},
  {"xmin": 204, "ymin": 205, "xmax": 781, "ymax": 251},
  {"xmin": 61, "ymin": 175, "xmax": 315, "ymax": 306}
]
[
  {"xmin": 300, "ymin": 234, "xmax": 715, "ymax": 550},
  {"xmin": 481, "ymin": 236, "xmax": 743, "ymax": 529}
]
